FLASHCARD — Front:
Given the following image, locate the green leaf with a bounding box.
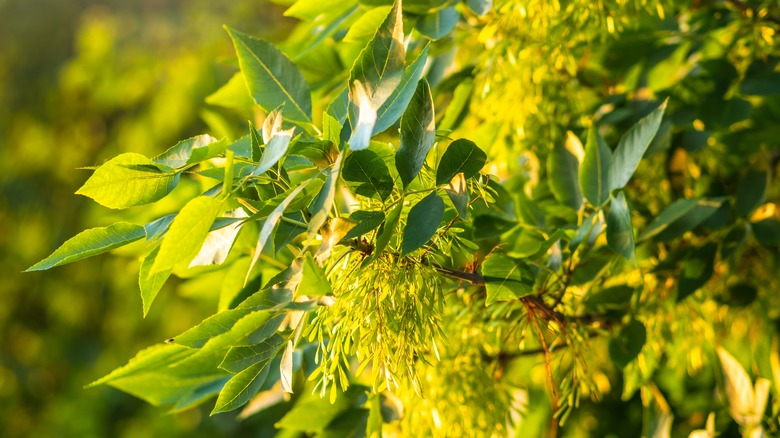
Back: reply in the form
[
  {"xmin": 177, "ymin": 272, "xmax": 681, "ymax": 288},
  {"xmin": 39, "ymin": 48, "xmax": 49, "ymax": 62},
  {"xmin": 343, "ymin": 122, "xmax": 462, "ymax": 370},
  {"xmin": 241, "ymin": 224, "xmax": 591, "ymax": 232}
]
[
  {"xmin": 189, "ymin": 209, "xmax": 247, "ymax": 267},
  {"xmin": 584, "ymin": 285, "xmax": 635, "ymax": 312},
  {"xmin": 139, "ymin": 246, "xmax": 172, "ymax": 317},
  {"xmin": 374, "ymin": 44, "xmax": 429, "ymax": 135},
  {"xmin": 153, "ymin": 135, "xmax": 228, "ymax": 169},
  {"xmin": 76, "ymin": 153, "xmax": 180, "ymax": 209},
  {"xmin": 444, "ymin": 173, "xmax": 469, "ymax": 219},
  {"xmin": 280, "ymin": 340, "xmax": 294, "ymax": 393},
  {"xmin": 219, "ymin": 334, "xmax": 285, "ymax": 373},
  {"xmin": 151, "ymin": 196, "xmax": 223, "ymax": 273},
  {"xmin": 212, "ymin": 358, "xmax": 272, "ymax": 414},
  {"xmin": 205, "ymin": 72, "xmax": 256, "ymax": 113},
  {"xmin": 608, "ymin": 319, "xmax": 646, "ymax": 368},
  {"xmin": 609, "ymin": 100, "xmax": 667, "ymax": 191},
  {"xmin": 436, "ymin": 139, "xmax": 487, "ymax": 185},
  {"xmin": 253, "ymin": 109, "xmax": 295, "ymax": 176},
  {"xmin": 401, "ymin": 192, "xmax": 444, "ymax": 255},
  {"xmin": 677, "ymin": 242, "xmax": 717, "ymax": 301},
  {"xmin": 247, "ymin": 178, "xmax": 316, "ymax": 282},
  {"xmin": 173, "ymin": 308, "xmax": 254, "ymax": 349},
  {"xmin": 342, "ymin": 210, "xmax": 385, "ymax": 240},
  {"xmin": 289, "ymin": 140, "xmax": 339, "ymax": 169},
  {"xmin": 343, "ymin": 149, "xmax": 394, "ymax": 200},
  {"xmin": 607, "ymin": 191, "xmax": 634, "ymax": 260},
  {"xmin": 416, "ymin": 6, "xmax": 459, "ymax": 40},
  {"xmin": 25, "ymin": 222, "xmax": 145, "ymax": 272},
  {"xmin": 579, "ymin": 125, "xmax": 612, "ymax": 207},
  {"xmin": 735, "ymin": 170, "xmax": 768, "ymax": 217},
  {"xmin": 467, "ymin": 0, "xmax": 492, "ymax": 15},
  {"xmin": 547, "ymin": 132, "xmax": 583, "ymax": 209},
  {"xmin": 482, "ymin": 253, "xmax": 534, "ymax": 305},
  {"xmin": 438, "ymin": 79, "xmax": 473, "ymax": 132},
  {"xmin": 362, "ymin": 199, "xmax": 403, "ymax": 266},
  {"xmin": 349, "ymin": 1, "xmax": 405, "ymax": 109},
  {"xmin": 299, "ymin": 252, "xmax": 332, "ymax": 297},
  {"xmin": 639, "ymin": 198, "xmax": 723, "ymax": 242},
  {"xmin": 397, "ymin": 79, "xmax": 435, "ymax": 188},
  {"xmin": 276, "ymin": 386, "xmax": 368, "ymax": 432},
  {"xmin": 225, "ymin": 26, "xmax": 312, "ymax": 124},
  {"xmin": 752, "ymin": 219, "xmax": 780, "ymax": 246},
  {"xmin": 308, "ymin": 154, "xmax": 344, "ymax": 237},
  {"xmin": 86, "ymin": 343, "xmax": 190, "ymax": 388}
]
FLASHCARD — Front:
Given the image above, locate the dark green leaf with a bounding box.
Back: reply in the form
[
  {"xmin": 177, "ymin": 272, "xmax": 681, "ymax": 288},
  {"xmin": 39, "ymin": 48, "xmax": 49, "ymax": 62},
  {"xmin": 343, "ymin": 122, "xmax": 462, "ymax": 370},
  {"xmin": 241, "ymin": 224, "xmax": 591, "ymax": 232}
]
[
  {"xmin": 677, "ymin": 243, "xmax": 717, "ymax": 301},
  {"xmin": 735, "ymin": 170, "xmax": 768, "ymax": 217},
  {"xmin": 547, "ymin": 133, "xmax": 582, "ymax": 209},
  {"xmin": 401, "ymin": 192, "xmax": 444, "ymax": 255},
  {"xmin": 608, "ymin": 320, "xmax": 646, "ymax": 368},
  {"xmin": 752, "ymin": 219, "xmax": 780, "ymax": 246},
  {"xmin": 397, "ymin": 79, "xmax": 435, "ymax": 188},
  {"xmin": 225, "ymin": 26, "xmax": 312, "ymax": 124},
  {"xmin": 416, "ymin": 7, "xmax": 459, "ymax": 40},
  {"xmin": 374, "ymin": 44, "xmax": 429, "ymax": 134},
  {"xmin": 342, "ymin": 210, "xmax": 385, "ymax": 241},
  {"xmin": 579, "ymin": 125, "xmax": 612, "ymax": 207},
  {"xmin": 639, "ymin": 198, "xmax": 723, "ymax": 242},
  {"xmin": 584, "ymin": 285, "xmax": 635, "ymax": 311},
  {"xmin": 607, "ymin": 191, "xmax": 634, "ymax": 260},
  {"xmin": 212, "ymin": 358, "xmax": 272, "ymax": 414},
  {"xmin": 219, "ymin": 334, "xmax": 285, "ymax": 374},
  {"xmin": 482, "ymin": 253, "xmax": 534, "ymax": 305},
  {"xmin": 76, "ymin": 153, "xmax": 180, "ymax": 209},
  {"xmin": 343, "ymin": 149, "xmax": 394, "ymax": 200},
  {"xmin": 609, "ymin": 100, "xmax": 667, "ymax": 191},
  {"xmin": 151, "ymin": 196, "xmax": 223, "ymax": 273},
  {"xmin": 26, "ymin": 222, "xmax": 145, "ymax": 272},
  {"xmin": 436, "ymin": 139, "xmax": 487, "ymax": 185},
  {"xmin": 362, "ymin": 199, "xmax": 403, "ymax": 267},
  {"xmin": 467, "ymin": 0, "xmax": 492, "ymax": 15},
  {"xmin": 444, "ymin": 173, "xmax": 469, "ymax": 219}
]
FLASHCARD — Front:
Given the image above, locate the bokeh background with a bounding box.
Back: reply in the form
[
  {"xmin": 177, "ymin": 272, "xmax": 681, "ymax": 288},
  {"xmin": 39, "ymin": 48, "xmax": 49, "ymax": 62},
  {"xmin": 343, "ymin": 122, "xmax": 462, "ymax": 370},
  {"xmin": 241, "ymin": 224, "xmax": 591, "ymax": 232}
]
[{"xmin": 0, "ymin": 1, "xmax": 293, "ymax": 436}]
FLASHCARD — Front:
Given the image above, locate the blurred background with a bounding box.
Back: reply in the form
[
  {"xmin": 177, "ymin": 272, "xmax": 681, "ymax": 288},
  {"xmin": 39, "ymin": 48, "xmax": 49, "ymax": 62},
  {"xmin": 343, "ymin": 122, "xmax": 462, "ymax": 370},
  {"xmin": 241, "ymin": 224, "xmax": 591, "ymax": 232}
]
[{"xmin": 0, "ymin": 1, "xmax": 294, "ymax": 436}]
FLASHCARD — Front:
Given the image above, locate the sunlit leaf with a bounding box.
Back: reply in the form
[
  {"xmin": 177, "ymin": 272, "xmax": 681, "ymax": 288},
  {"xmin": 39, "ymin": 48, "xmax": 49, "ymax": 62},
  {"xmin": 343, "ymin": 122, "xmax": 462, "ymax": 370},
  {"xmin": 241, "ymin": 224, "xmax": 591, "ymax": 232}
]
[
  {"xmin": 225, "ymin": 26, "xmax": 312, "ymax": 124},
  {"xmin": 153, "ymin": 135, "xmax": 228, "ymax": 169},
  {"xmin": 374, "ymin": 44, "xmax": 429, "ymax": 135},
  {"xmin": 26, "ymin": 222, "xmax": 145, "ymax": 272},
  {"xmin": 212, "ymin": 358, "xmax": 273, "ymax": 414},
  {"xmin": 444, "ymin": 173, "xmax": 469, "ymax": 219},
  {"xmin": 151, "ymin": 196, "xmax": 223, "ymax": 273},
  {"xmin": 639, "ymin": 198, "xmax": 723, "ymax": 242},
  {"xmin": 482, "ymin": 253, "xmax": 534, "ymax": 305},
  {"xmin": 219, "ymin": 334, "xmax": 285, "ymax": 373},
  {"xmin": 280, "ymin": 340, "xmax": 294, "ymax": 393},
  {"xmin": 139, "ymin": 246, "xmax": 172, "ymax": 317},
  {"xmin": 76, "ymin": 153, "xmax": 180, "ymax": 209},
  {"xmin": 342, "ymin": 210, "xmax": 385, "ymax": 241},
  {"xmin": 299, "ymin": 252, "xmax": 332, "ymax": 297}
]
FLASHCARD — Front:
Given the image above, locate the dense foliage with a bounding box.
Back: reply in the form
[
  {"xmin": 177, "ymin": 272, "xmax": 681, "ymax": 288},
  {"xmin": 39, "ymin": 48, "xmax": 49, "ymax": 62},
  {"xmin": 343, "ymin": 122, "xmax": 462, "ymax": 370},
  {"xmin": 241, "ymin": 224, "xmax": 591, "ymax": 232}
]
[{"xmin": 23, "ymin": 0, "xmax": 780, "ymax": 436}]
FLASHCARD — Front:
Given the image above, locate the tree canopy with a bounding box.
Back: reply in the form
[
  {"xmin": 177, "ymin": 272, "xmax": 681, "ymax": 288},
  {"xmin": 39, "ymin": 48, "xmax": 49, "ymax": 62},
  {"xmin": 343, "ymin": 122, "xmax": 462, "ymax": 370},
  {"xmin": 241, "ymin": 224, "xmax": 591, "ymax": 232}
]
[{"xmin": 22, "ymin": 0, "xmax": 780, "ymax": 436}]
